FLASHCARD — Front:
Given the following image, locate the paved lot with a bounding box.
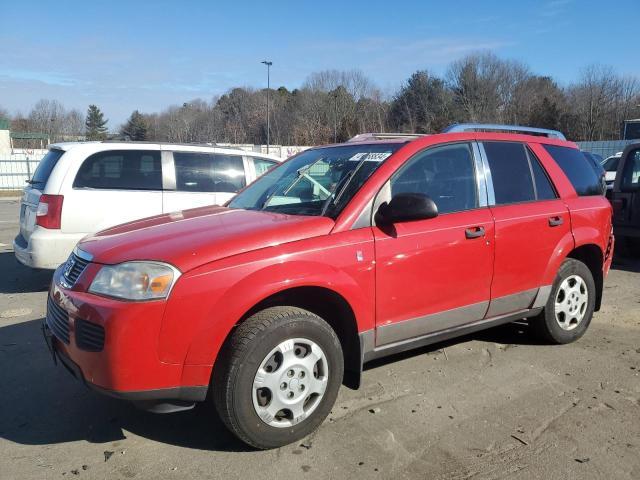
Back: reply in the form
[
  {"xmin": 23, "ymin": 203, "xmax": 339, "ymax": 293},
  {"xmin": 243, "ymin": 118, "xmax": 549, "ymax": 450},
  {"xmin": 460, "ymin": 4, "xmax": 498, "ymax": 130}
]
[{"xmin": 1, "ymin": 198, "xmax": 639, "ymax": 480}]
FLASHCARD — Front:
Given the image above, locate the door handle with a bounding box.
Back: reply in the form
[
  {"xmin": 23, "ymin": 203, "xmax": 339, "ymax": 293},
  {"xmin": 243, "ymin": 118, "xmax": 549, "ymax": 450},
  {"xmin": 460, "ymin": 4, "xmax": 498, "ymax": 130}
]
[
  {"xmin": 465, "ymin": 226, "xmax": 485, "ymax": 239},
  {"xmin": 548, "ymin": 216, "xmax": 564, "ymax": 227}
]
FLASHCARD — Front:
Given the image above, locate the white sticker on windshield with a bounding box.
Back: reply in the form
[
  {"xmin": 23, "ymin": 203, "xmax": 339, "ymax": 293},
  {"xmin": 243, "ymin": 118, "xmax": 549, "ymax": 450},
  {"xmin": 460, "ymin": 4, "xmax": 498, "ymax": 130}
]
[{"xmin": 347, "ymin": 152, "xmax": 392, "ymax": 162}]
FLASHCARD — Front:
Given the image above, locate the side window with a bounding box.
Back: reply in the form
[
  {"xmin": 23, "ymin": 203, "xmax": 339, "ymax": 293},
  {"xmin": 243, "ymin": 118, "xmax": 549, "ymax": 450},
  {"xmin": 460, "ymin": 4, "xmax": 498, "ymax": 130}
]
[
  {"xmin": 174, "ymin": 153, "xmax": 246, "ymax": 193},
  {"xmin": 390, "ymin": 143, "xmax": 478, "ymax": 215},
  {"xmin": 543, "ymin": 145, "xmax": 602, "ymax": 196},
  {"xmin": 622, "ymin": 149, "xmax": 640, "ymax": 188},
  {"xmin": 527, "ymin": 148, "xmax": 557, "ymax": 200},
  {"xmin": 252, "ymin": 157, "xmax": 277, "ymax": 177},
  {"xmin": 73, "ymin": 150, "xmax": 162, "ymax": 190},
  {"xmin": 483, "ymin": 142, "xmax": 535, "ymax": 205}
]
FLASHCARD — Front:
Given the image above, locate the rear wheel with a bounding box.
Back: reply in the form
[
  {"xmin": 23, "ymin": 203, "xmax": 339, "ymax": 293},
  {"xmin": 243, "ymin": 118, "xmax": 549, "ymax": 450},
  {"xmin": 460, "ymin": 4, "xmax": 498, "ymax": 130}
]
[
  {"xmin": 213, "ymin": 306, "xmax": 343, "ymax": 449},
  {"xmin": 531, "ymin": 258, "xmax": 596, "ymax": 344}
]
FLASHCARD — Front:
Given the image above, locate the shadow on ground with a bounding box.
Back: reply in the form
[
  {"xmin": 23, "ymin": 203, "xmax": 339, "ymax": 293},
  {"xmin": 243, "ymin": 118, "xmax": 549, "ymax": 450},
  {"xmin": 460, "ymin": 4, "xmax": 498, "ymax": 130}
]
[
  {"xmin": 0, "ymin": 252, "xmax": 53, "ymax": 294},
  {"xmin": 0, "ymin": 318, "xmax": 250, "ymax": 452},
  {"xmin": 0, "ymin": 316, "xmax": 540, "ymax": 452}
]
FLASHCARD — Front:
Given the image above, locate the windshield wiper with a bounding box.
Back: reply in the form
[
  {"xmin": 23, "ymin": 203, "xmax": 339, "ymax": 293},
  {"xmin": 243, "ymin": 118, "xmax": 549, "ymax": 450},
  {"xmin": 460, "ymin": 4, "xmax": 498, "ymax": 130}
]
[{"xmin": 321, "ymin": 155, "xmax": 369, "ymax": 215}]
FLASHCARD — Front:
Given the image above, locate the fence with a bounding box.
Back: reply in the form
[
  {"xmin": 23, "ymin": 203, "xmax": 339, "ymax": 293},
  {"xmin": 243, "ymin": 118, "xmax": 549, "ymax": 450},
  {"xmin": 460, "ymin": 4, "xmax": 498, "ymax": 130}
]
[
  {"xmin": 577, "ymin": 140, "xmax": 638, "ymax": 159},
  {"xmin": 0, "ymin": 159, "xmax": 42, "ymax": 190}
]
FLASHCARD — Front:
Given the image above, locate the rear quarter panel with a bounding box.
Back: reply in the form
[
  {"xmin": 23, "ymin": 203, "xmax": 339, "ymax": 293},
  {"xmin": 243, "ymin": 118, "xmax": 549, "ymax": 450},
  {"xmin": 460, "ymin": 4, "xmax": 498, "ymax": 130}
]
[{"xmin": 531, "ymin": 142, "xmax": 611, "ymax": 280}]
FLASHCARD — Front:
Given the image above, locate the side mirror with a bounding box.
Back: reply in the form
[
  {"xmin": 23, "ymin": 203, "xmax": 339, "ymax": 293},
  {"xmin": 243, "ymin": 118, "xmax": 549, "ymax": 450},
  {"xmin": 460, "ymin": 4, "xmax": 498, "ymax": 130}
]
[{"xmin": 375, "ymin": 192, "xmax": 438, "ymax": 225}]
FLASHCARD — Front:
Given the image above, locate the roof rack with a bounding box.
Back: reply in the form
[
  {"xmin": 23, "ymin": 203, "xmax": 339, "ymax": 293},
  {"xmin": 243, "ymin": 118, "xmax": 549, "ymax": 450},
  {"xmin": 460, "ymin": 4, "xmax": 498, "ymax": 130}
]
[
  {"xmin": 348, "ymin": 132, "xmax": 428, "ymax": 142},
  {"xmin": 442, "ymin": 123, "xmax": 566, "ymax": 140},
  {"xmin": 100, "ymin": 140, "xmax": 247, "ymax": 151}
]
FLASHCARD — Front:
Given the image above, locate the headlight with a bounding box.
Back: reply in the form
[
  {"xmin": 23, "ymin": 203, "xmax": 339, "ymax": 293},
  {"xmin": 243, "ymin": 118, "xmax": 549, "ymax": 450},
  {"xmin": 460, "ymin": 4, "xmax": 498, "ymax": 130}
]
[{"xmin": 89, "ymin": 262, "xmax": 180, "ymax": 300}]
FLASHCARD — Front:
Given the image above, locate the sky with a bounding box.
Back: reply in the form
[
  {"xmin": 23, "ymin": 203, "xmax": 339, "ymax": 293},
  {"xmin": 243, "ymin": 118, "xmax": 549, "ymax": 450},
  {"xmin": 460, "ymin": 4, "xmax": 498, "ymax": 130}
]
[{"xmin": 0, "ymin": 0, "xmax": 638, "ymax": 127}]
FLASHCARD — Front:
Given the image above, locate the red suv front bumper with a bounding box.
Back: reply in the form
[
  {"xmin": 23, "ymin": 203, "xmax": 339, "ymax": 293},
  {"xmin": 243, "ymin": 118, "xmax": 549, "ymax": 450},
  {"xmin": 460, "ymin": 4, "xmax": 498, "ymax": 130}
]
[{"xmin": 45, "ymin": 266, "xmax": 208, "ymax": 405}]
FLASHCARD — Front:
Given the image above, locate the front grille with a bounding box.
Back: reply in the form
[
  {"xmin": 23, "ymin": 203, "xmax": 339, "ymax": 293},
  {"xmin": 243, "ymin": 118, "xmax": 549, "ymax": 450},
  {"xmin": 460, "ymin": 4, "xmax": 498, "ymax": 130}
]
[
  {"xmin": 63, "ymin": 253, "xmax": 90, "ymax": 286},
  {"xmin": 75, "ymin": 319, "xmax": 105, "ymax": 352},
  {"xmin": 46, "ymin": 296, "xmax": 70, "ymax": 344}
]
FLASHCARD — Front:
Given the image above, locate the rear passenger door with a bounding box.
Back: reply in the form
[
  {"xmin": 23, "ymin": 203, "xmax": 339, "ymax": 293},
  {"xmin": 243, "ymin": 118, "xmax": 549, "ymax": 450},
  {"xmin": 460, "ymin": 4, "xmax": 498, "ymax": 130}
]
[
  {"xmin": 162, "ymin": 151, "xmax": 247, "ymax": 213},
  {"xmin": 480, "ymin": 141, "xmax": 571, "ymax": 316},
  {"xmin": 63, "ymin": 149, "xmax": 163, "ymax": 234}
]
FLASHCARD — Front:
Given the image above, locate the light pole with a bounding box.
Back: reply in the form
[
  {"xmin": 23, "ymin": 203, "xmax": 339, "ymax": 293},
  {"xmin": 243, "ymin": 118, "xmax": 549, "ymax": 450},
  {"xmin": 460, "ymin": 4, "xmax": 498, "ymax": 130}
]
[
  {"xmin": 332, "ymin": 91, "xmax": 338, "ymax": 143},
  {"xmin": 261, "ymin": 60, "xmax": 272, "ymax": 153}
]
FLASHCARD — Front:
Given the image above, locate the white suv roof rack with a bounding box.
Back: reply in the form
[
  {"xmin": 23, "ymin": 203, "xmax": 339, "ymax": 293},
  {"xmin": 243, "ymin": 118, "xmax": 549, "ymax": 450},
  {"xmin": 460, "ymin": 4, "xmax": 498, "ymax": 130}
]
[
  {"xmin": 443, "ymin": 123, "xmax": 566, "ymax": 140},
  {"xmin": 348, "ymin": 132, "xmax": 428, "ymax": 142}
]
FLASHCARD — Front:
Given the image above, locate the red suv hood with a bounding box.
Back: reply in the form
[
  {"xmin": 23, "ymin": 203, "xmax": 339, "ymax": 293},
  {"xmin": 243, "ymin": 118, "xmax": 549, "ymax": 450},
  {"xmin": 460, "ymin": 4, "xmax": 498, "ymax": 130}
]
[{"xmin": 78, "ymin": 206, "xmax": 335, "ymax": 272}]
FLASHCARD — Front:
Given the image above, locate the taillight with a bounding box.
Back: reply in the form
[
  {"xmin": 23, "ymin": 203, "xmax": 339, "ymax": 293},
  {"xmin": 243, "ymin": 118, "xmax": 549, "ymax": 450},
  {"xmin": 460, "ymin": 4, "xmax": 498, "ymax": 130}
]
[{"xmin": 36, "ymin": 194, "xmax": 64, "ymax": 229}]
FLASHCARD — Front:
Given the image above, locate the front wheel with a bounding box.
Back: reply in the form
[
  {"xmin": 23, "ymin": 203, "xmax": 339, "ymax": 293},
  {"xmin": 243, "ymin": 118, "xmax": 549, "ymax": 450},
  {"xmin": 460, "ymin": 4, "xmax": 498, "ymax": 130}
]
[
  {"xmin": 531, "ymin": 258, "xmax": 596, "ymax": 344},
  {"xmin": 213, "ymin": 306, "xmax": 344, "ymax": 449}
]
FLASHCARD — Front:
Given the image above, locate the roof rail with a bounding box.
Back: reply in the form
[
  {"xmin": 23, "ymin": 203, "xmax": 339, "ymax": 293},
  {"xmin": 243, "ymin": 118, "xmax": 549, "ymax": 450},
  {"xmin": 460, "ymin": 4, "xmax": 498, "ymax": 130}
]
[
  {"xmin": 348, "ymin": 132, "xmax": 428, "ymax": 142},
  {"xmin": 442, "ymin": 123, "xmax": 566, "ymax": 140}
]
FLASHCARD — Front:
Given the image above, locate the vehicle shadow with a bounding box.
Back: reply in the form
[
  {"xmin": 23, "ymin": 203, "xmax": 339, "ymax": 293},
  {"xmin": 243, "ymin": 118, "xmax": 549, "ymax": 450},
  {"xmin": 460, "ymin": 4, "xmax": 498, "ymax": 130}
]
[
  {"xmin": 0, "ymin": 318, "xmax": 249, "ymax": 452},
  {"xmin": 0, "ymin": 252, "xmax": 53, "ymax": 294}
]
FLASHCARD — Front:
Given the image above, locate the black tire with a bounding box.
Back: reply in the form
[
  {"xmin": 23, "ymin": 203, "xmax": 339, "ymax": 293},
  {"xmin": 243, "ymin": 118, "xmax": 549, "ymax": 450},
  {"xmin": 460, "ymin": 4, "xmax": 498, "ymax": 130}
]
[
  {"xmin": 531, "ymin": 258, "xmax": 596, "ymax": 344},
  {"xmin": 212, "ymin": 306, "xmax": 344, "ymax": 449}
]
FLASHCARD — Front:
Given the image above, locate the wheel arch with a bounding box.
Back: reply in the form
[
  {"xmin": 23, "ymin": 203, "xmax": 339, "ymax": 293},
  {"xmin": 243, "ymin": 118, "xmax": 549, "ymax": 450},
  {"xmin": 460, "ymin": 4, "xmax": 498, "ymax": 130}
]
[
  {"xmin": 249, "ymin": 286, "xmax": 362, "ymax": 389},
  {"xmin": 566, "ymin": 243, "xmax": 604, "ymax": 311},
  {"xmin": 217, "ymin": 286, "xmax": 364, "ymax": 390}
]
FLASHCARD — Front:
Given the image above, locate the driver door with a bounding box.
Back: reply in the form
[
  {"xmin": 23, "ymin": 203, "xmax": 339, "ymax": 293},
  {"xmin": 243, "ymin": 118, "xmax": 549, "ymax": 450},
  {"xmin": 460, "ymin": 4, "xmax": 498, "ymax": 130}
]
[{"xmin": 373, "ymin": 142, "xmax": 495, "ymax": 346}]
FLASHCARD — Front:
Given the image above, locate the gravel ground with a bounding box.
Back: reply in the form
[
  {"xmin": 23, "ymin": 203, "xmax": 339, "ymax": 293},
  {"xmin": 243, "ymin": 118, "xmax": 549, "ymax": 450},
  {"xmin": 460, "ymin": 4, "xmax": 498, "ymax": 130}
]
[{"xmin": 0, "ymin": 198, "xmax": 638, "ymax": 480}]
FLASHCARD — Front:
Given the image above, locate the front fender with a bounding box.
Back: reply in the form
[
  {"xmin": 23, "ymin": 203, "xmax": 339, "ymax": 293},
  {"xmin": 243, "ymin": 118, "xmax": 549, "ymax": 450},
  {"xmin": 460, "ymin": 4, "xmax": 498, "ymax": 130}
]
[
  {"xmin": 159, "ymin": 231, "xmax": 375, "ymax": 376},
  {"xmin": 186, "ymin": 260, "xmax": 370, "ymax": 367}
]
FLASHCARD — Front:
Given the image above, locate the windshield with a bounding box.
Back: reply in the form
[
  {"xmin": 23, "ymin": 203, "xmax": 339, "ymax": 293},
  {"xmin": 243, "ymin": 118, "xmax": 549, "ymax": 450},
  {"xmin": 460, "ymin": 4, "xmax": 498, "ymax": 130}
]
[
  {"xmin": 602, "ymin": 156, "xmax": 620, "ymax": 172},
  {"xmin": 29, "ymin": 149, "xmax": 64, "ymax": 189},
  {"xmin": 228, "ymin": 144, "xmax": 401, "ymax": 217}
]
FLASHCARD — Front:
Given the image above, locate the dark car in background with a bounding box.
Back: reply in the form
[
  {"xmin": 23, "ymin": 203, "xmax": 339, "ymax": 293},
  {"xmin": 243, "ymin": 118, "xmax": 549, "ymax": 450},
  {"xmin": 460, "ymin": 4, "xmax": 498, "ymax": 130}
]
[{"xmin": 610, "ymin": 143, "xmax": 640, "ymax": 254}]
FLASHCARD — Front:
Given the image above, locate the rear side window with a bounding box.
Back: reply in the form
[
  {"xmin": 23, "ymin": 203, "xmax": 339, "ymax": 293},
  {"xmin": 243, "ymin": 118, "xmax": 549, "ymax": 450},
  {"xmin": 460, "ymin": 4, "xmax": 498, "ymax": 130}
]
[
  {"xmin": 543, "ymin": 145, "xmax": 602, "ymax": 196},
  {"xmin": 30, "ymin": 149, "xmax": 64, "ymax": 189},
  {"xmin": 621, "ymin": 149, "xmax": 640, "ymax": 189},
  {"xmin": 528, "ymin": 148, "xmax": 557, "ymax": 200},
  {"xmin": 252, "ymin": 157, "xmax": 277, "ymax": 177},
  {"xmin": 174, "ymin": 152, "xmax": 245, "ymax": 193},
  {"xmin": 74, "ymin": 150, "xmax": 162, "ymax": 190},
  {"xmin": 483, "ymin": 142, "xmax": 535, "ymax": 204}
]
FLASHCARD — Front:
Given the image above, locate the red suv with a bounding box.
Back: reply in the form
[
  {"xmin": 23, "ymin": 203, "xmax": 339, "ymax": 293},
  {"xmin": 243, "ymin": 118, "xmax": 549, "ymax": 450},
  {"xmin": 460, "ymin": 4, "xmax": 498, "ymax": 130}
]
[{"xmin": 44, "ymin": 124, "xmax": 614, "ymax": 449}]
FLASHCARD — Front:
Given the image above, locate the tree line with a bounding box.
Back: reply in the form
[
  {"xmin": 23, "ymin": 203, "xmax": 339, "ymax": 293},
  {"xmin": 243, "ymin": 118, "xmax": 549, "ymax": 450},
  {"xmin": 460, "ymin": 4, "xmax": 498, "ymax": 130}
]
[{"xmin": 2, "ymin": 52, "xmax": 639, "ymax": 145}]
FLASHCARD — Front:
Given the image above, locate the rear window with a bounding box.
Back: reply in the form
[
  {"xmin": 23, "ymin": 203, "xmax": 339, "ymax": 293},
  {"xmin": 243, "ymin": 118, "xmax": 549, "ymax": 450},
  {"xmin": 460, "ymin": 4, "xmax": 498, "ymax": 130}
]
[
  {"xmin": 29, "ymin": 149, "xmax": 64, "ymax": 189},
  {"xmin": 543, "ymin": 145, "xmax": 602, "ymax": 196},
  {"xmin": 73, "ymin": 150, "xmax": 162, "ymax": 190},
  {"xmin": 174, "ymin": 152, "xmax": 245, "ymax": 193}
]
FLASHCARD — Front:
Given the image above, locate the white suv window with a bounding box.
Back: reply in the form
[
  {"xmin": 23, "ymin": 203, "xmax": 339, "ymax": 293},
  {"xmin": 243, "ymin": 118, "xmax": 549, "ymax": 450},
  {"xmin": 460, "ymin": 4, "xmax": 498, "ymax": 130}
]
[
  {"xmin": 174, "ymin": 152, "xmax": 246, "ymax": 193},
  {"xmin": 74, "ymin": 150, "xmax": 162, "ymax": 190},
  {"xmin": 251, "ymin": 157, "xmax": 278, "ymax": 177}
]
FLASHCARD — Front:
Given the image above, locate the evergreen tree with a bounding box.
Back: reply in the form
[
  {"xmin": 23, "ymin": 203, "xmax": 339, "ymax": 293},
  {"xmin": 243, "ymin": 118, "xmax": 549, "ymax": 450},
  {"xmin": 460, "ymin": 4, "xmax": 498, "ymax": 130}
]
[
  {"xmin": 85, "ymin": 104, "xmax": 108, "ymax": 140},
  {"xmin": 120, "ymin": 110, "xmax": 148, "ymax": 141}
]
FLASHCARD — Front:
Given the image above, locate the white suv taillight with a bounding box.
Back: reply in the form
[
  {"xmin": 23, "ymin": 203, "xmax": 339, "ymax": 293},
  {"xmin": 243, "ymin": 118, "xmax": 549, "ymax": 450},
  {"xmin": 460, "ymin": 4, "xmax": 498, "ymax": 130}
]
[{"xmin": 36, "ymin": 194, "xmax": 64, "ymax": 229}]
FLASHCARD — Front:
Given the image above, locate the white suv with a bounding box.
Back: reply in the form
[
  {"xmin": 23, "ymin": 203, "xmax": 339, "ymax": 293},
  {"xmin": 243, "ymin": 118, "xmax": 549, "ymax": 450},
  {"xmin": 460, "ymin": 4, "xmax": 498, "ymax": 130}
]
[{"xmin": 14, "ymin": 142, "xmax": 280, "ymax": 269}]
